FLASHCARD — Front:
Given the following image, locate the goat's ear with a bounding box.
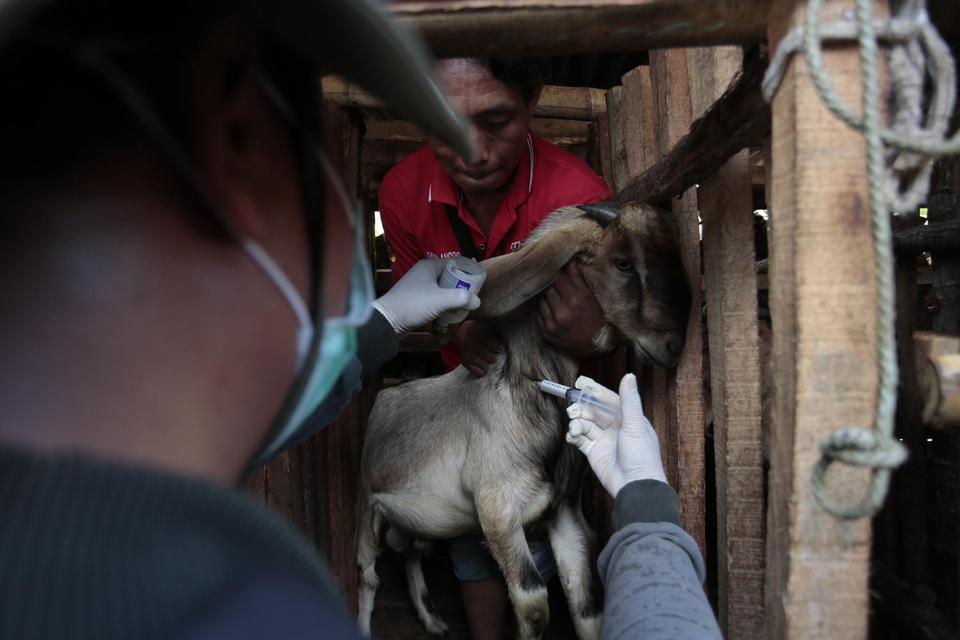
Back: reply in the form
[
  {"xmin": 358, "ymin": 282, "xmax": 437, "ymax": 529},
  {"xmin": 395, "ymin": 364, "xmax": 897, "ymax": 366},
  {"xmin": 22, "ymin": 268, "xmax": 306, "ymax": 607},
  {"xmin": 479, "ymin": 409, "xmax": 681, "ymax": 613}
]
[{"xmin": 471, "ymin": 215, "xmax": 603, "ymax": 319}]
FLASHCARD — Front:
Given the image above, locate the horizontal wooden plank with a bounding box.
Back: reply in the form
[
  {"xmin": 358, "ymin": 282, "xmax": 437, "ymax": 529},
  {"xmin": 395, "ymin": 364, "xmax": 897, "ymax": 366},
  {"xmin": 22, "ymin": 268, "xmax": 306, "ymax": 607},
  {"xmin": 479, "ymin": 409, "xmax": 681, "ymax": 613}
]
[
  {"xmin": 365, "ymin": 120, "xmax": 423, "ymax": 143},
  {"xmin": 391, "ymin": 1, "xmax": 769, "ymax": 57},
  {"xmin": 618, "ymin": 51, "xmax": 769, "ymax": 204},
  {"xmin": 364, "ymin": 117, "xmax": 590, "ymax": 148},
  {"xmin": 536, "ymin": 84, "xmax": 608, "ymax": 120},
  {"xmin": 914, "ymin": 332, "xmax": 960, "ymax": 428},
  {"xmin": 323, "ymin": 76, "xmax": 606, "ymax": 121},
  {"xmin": 894, "ymin": 219, "xmax": 960, "ymax": 254},
  {"xmin": 530, "ymin": 118, "xmax": 591, "ymax": 146},
  {"xmin": 362, "ymin": 139, "xmax": 422, "ymax": 167}
]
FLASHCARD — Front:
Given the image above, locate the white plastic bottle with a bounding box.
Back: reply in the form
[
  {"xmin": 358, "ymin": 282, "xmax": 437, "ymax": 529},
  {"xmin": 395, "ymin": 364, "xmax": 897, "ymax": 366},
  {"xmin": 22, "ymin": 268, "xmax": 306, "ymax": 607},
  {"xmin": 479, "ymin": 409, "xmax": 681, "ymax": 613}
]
[{"xmin": 435, "ymin": 256, "xmax": 486, "ymax": 333}]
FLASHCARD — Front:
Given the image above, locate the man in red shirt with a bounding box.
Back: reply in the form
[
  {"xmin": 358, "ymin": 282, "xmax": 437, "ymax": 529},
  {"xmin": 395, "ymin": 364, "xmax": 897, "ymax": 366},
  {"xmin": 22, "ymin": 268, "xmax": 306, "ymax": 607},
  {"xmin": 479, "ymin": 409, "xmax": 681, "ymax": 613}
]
[{"xmin": 379, "ymin": 57, "xmax": 611, "ymax": 639}]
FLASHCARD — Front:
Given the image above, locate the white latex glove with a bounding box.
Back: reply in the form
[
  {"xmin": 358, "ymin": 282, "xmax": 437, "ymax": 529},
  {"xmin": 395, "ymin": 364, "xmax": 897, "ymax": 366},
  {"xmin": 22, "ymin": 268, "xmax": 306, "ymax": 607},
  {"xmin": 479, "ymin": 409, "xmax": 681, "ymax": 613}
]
[
  {"xmin": 566, "ymin": 373, "xmax": 667, "ymax": 497},
  {"xmin": 566, "ymin": 375, "xmax": 621, "ymax": 429},
  {"xmin": 371, "ymin": 259, "xmax": 481, "ymax": 335}
]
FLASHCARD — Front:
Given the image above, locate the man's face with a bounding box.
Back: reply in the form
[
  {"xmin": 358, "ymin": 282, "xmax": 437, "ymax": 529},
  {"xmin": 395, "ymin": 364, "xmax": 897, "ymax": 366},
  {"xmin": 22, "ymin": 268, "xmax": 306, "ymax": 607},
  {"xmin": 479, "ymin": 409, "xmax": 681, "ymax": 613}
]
[{"xmin": 429, "ymin": 59, "xmax": 537, "ymax": 196}]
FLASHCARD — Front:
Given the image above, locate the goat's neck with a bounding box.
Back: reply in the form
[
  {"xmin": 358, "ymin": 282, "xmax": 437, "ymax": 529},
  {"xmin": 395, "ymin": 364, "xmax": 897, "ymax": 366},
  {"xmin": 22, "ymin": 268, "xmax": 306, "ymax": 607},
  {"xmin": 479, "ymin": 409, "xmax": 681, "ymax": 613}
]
[
  {"xmin": 496, "ymin": 305, "xmax": 579, "ymax": 389},
  {"xmin": 494, "ymin": 305, "xmax": 587, "ymax": 499}
]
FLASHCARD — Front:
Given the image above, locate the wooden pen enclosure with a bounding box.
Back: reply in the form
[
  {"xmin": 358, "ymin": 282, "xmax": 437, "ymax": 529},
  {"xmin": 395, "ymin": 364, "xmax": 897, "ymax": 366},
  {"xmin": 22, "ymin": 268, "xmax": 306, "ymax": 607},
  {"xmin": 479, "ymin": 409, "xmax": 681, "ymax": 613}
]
[{"xmin": 246, "ymin": 1, "xmax": 960, "ymax": 638}]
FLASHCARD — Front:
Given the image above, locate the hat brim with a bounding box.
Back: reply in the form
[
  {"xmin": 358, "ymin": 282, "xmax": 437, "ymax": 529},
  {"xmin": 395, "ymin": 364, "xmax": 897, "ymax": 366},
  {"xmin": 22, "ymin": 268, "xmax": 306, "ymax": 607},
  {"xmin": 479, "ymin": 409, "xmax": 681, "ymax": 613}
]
[
  {"xmin": 261, "ymin": 0, "xmax": 474, "ymax": 160},
  {"xmin": 0, "ymin": 0, "xmax": 475, "ymax": 160}
]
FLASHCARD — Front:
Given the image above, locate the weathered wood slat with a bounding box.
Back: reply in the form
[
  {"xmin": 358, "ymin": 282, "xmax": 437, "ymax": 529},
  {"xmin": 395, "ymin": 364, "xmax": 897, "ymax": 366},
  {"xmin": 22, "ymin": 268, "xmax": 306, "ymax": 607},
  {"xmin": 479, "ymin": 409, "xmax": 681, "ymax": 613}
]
[
  {"xmin": 594, "ymin": 111, "xmax": 613, "ymax": 188},
  {"xmin": 618, "ymin": 51, "xmax": 769, "ymax": 204},
  {"xmin": 886, "ymin": 249, "xmax": 930, "ymax": 586},
  {"xmin": 648, "ymin": 48, "xmax": 707, "ymax": 554},
  {"xmin": 915, "ymin": 332, "xmax": 960, "ymax": 428},
  {"xmin": 764, "ymin": 1, "xmax": 887, "ymax": 636},
  {"xmin": 391, "ymin": 0, "xmax": 769, "ymax": 57},
  {"xmin": 606, "ymin": 86, "xmax": 629, "ymax": 194},
  {"xmin": 320, "ymin": 101, "xmax": 368, "ymax": 613},
  {"xmin": 619, "ymin": 65, "xmax": 657, "ymax": 178},
  {"xmin": 364, "ymin": 117, "xmax": 591, "ymax": 147},
  {"xmin": 323, "ymin": 76, "xmax": 607, "ymax": 121},
  {"xmin": 530, "ymin": 118, "xmax": 592, "ymax": 146},
  {"xmin": 362, "ymin": 139, "xmax": 422, "ymax": 168},
  {"xmin": 894, "ymin": 219, "xmax": 960, "ymax": 254},
  {"xmin": 929, "ymin": 159, "xmax": 960, "ymax": 336},
  {"xmin": 264, "ymin": 447, "xmax": 309, "ymax": 534},
  {"xmin": 585, "ymin": 120, "xmax": 601, "ymax": 177},
  {"xmin": 616, "ymin": 65, "xmax": 676, "ymax": 493},
  {"xmin": 694, "ymin": 45, "xmax": 766, "ymax": 640},
  {"xmin": 534, "ymin": 84, "xmax": 608, "ymax": 121},
  {"xmin": 363, "ymin": 120, "xmax": 422, "ymax": 142}
]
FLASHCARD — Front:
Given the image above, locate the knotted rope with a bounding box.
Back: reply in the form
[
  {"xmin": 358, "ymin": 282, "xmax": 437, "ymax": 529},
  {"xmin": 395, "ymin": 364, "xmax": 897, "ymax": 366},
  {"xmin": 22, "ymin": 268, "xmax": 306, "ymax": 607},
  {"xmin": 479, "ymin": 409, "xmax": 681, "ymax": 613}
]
[{"xmin": 762, "ymin": 0, "xmax": 959, "ymax": 519}]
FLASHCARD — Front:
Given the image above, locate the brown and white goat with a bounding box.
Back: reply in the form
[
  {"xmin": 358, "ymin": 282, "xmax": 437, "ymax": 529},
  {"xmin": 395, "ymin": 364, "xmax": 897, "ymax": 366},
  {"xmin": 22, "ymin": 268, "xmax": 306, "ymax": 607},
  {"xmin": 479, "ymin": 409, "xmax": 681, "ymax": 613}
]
[{"xmin": 357, "ymin": 202, "xmax": 691, "ymax": 639}]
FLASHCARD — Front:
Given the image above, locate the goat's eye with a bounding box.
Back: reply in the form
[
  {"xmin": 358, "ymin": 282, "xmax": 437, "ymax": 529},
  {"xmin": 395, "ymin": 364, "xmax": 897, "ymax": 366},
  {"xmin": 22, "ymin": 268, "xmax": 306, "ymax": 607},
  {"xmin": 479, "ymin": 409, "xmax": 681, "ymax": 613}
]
[{"xmin": 615, "ymin": 259, "xmax": 633, "ymax": 272}]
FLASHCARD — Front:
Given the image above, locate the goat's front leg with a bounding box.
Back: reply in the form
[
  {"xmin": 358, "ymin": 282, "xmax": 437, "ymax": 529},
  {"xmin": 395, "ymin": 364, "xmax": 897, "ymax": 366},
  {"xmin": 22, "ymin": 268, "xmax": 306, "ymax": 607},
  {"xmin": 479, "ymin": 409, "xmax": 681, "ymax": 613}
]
[
  {"xmin": 476, "ymin": 490, "xmax": 549, "ymax": 640},
  {"xmin": 548, "ymin": 501, "xmax": 601, "ymax": 640}
]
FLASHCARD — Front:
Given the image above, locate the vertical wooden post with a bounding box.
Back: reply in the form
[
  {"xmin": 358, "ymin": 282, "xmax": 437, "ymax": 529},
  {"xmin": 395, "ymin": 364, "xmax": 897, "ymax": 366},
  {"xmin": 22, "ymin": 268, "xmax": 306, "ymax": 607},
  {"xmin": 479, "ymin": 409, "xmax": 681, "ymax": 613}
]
[
  {"xmin": 648, "ymin": 49, "xmax": 707, "ymax": 553},
  {"xmin": 616, "ymin": 64, "xmax": 678, "ymax": 487},
  {"xmin": 586, "ymin": 111, "xmax": 613, "ymax": 187},
  {"xmin": 765, "ymin": 0, "xmax": 887, "ymax": 636},
  {"xmin": 264, "ymin": 446, "xmax": 310, "ymax": 532},
  {"xmin": 606, "ymin": 86, "xmax": 629, "ymax": 194},
  {"xmin": 595, "ymin": 111, "xmax": 613, "ymax": 189},
  {"xmin": 320, "ymin": 101, "xmax": 368, "ymax": 610},
  {"xmin": 930, "ymin": 158, "xmax": 960, "ymax": 335},
  {"xmin": 620, "ymin": 66, "xmax": 656, "ymax": 181},
  {"xmin": 692, "ymin": 46, "xmax": 766, "ymax": 638},
  {"xmin": 892, "ymin": 248, "xmax": 929, "ymax": 585}
]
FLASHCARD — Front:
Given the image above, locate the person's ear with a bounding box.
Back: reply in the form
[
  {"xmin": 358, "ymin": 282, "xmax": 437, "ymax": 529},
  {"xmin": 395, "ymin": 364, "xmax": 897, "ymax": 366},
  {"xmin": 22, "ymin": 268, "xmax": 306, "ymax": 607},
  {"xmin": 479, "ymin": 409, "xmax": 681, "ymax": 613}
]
[{"xmin": 190, "ymin": 21, "xmax": 301, "ymax": 243}]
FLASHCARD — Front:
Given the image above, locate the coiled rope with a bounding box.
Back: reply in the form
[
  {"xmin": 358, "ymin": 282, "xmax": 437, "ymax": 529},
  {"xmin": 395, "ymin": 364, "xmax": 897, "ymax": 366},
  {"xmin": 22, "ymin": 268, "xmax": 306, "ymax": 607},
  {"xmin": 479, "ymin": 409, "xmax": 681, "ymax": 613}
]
[{"xmin": 762, "ymin": 0, "xmax": 959, "ymax": 519}]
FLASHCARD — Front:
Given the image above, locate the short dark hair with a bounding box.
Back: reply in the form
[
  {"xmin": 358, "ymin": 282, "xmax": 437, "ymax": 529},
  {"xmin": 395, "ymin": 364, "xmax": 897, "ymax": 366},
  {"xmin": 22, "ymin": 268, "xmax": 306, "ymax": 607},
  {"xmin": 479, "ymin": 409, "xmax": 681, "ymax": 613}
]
[{"xmin": 470, "ymin": 57, "xmax": 550, "ymax": 102}]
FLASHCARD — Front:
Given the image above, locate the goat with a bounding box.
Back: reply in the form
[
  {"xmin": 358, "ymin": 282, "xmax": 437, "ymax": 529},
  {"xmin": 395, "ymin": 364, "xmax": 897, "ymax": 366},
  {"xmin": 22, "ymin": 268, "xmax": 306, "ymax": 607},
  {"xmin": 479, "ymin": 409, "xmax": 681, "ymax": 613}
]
[{"xmin": 357, "ymin": 201, "xmax": 692, "ymax": 639}]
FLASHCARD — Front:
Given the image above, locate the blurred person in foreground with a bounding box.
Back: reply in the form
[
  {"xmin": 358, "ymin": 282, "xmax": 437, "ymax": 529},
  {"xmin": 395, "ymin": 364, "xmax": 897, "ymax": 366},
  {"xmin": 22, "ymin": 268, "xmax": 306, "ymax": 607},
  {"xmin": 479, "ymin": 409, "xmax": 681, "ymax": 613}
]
[{"xmin": 0, "ymin": 1, "xmax": 478, "ymax": 638}]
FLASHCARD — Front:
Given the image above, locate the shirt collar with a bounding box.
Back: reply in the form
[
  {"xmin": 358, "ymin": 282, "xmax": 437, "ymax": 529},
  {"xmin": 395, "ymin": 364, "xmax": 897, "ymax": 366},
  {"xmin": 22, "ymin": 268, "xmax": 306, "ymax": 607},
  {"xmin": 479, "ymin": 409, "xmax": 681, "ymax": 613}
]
[{"xmin": 427, "ymin": 132, "xmax": 536, "ymax": 208}]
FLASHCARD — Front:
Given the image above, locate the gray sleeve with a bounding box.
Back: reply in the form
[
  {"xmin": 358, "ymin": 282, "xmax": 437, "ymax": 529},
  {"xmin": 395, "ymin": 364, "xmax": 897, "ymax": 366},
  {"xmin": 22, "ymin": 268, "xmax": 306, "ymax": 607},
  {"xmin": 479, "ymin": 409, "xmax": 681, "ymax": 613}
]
[
  {"xmin": 597, "ymin": 481, "xmax": 722, "ymax": 640},
  {"xmin": 355, "ymin": 310, "xmax": 399, "ymax": 374}
]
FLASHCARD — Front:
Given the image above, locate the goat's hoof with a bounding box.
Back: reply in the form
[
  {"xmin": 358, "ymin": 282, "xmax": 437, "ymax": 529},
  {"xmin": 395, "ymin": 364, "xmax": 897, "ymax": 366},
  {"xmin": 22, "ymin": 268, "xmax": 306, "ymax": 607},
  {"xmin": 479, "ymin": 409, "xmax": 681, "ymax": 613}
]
[
  {"xmin": 423, "ymin": 616, "xmax": 448, "ymax": 636},
  {"xmin": 575, "ymin": 613, "xmax": 602, "ymax": 640}
]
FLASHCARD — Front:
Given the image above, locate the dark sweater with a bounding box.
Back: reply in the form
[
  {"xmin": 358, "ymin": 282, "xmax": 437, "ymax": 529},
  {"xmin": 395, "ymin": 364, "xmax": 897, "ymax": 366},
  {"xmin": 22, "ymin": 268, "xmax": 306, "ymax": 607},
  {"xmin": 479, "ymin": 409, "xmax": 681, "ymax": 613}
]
[{"xmin": 0, "ymin": 448, "xmax": 359, "ymax": 639}]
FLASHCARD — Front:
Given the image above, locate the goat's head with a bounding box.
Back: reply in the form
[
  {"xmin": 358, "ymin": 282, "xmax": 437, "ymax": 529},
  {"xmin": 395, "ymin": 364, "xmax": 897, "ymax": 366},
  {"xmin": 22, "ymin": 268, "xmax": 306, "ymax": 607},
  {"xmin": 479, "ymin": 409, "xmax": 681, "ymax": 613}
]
[{"xmin": 472, "ymin": 200, "xmax": 691, "ymax": 368}]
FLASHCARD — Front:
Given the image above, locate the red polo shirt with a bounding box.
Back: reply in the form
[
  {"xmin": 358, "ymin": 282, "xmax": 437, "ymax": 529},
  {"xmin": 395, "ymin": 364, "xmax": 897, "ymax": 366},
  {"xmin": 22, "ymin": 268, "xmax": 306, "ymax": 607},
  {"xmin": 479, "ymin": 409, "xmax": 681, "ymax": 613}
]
[{"xmin": 379, "ymin": 132, "xmax": 611, "ymax": 369}]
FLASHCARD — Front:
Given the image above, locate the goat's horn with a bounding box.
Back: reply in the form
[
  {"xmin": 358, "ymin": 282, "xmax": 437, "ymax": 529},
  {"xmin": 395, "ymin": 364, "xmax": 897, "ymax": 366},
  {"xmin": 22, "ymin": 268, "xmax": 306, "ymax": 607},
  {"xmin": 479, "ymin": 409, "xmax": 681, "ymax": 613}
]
[{"xmin": 577, "ymin": 201, "xmax": 621, "ymax": 227}]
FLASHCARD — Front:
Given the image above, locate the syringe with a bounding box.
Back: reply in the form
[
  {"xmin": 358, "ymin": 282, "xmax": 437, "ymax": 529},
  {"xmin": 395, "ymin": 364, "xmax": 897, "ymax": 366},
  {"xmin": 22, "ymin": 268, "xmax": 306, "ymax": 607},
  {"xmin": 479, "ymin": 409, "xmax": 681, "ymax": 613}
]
[{"xmin": 537, "ymin": 379, "xmax": 621, "ymax": 421}]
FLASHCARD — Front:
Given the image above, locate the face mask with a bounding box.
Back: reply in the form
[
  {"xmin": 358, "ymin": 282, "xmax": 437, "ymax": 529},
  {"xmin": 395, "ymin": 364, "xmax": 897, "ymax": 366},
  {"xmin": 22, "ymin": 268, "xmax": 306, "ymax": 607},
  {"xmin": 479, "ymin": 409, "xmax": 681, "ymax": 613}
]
[
  {"xmin": 249, "ymin": 149, "xmax": 374, "ymax": 467},
  {"xmin": 79, "ymin": 47, "xmax": 373, "ymax": 470}
]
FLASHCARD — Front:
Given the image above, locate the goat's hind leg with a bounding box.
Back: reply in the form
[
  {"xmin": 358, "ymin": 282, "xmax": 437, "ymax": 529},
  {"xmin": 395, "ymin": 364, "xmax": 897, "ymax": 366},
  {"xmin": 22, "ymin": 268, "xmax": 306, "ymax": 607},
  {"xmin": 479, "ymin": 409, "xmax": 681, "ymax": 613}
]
[
  {"xmin": 357, "ymin": 494, "xmax": 384, "ymax": 636},
  {"xmin": 547, "ymin": 502, "xmax": 601, "ymax": 640},
  {"xmin": 403, "ymin": 541, "xmax": 448, "ymax": 636}
]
